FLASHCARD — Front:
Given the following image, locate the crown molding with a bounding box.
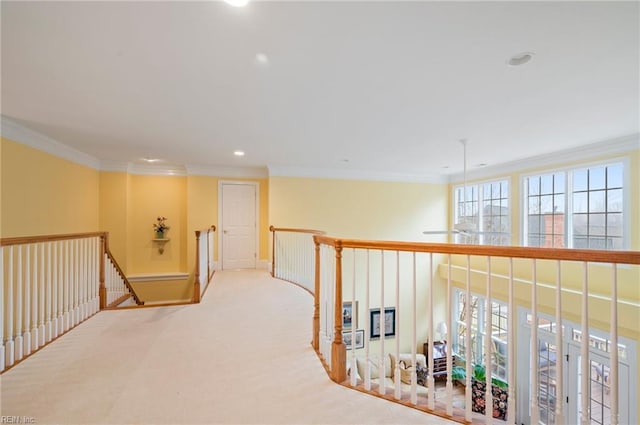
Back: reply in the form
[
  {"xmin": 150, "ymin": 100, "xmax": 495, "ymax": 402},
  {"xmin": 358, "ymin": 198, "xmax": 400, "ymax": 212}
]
[
  {"xmin": 126, "ymin": 163, "xmax": 187, "ymax": 176},
  {"xmin": 448, "ymin": 133, "xmax": 640, "ymax": 183},
  {"xmin": 185, "ymin": 164, "xmax": 268, "ymax": 178},
  {"xmin": 267, "ymin": 166, "xmax": 449, "ymax": 184},
  {"xmin": 1, "ymin": 115, "xmax": 101, "ymax": 169}
]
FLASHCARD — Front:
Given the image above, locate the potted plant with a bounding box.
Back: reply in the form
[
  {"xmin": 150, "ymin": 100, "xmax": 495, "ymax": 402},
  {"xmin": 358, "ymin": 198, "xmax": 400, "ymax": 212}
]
[
  {"xmin": 451, "ymin": 363, "xmax": 509, "ymax": 420},
  {"xmin": 153, "ymin": 216, "xmax": 170, "ymax": 239}
]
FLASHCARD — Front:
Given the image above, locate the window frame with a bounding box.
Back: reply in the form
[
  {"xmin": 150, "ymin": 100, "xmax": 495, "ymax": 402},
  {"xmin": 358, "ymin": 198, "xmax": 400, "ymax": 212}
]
[
  {"xmin": 452, "ymin": 177, "xmax": 511, "ymax": 245},
  {"xmin": 520, "ymin": 157, "xmax": 630, "ymax": 250}
]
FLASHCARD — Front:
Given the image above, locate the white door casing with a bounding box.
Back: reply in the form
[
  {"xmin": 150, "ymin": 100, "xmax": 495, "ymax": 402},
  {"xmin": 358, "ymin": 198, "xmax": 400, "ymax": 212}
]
[{"xmin": 219, "ymin": 182, "xmax": 258, "ymax": 270}]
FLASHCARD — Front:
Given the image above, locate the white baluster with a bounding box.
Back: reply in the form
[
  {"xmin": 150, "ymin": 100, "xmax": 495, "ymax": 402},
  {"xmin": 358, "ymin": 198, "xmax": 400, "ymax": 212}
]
[
  {"xmin": 446, "ymin": 255, "xmax": 453, "ymax": 416},
  {"xmin": 56, "ymin": 241, "xmax": 63, "ymax": 338},
  {"xmin": 610, "ymin": 264, "xmax": 619, "ymax": 425},
  {"xmin": 531, "ymin": 259, "xmax": 540, "ymax": 424},
  {"xmin": 350, "ymin": 249, "xmax": 357, "ymax": 387},
  {"xmin": 410, "ymin": 252, "xmax": 417, "ymax": 405},
  {"xmin": 580, "ymin": 262, "xmax": 589, "ymax": 425},
  {"xmin": 46, "ymin": 242, "xmax": 53, "ymax": 342},
  {"xmin": 427, "ymin": 253, "xmax": 435, "ymax": 409},
  {"xmin": 24, "ymin": 245, "xmax": 32, "ymax": 356},
  {"xmin": 464, "ymin": 255, "xmax": 472, "ymax": 422},
  {"xmin": 73, "ymin": 239, "xmax": 80, "ymax": 326},
  {"xmin": 555, "ymin": 260, "xmax": 565, "ymax": 424},
  {"xmin": 364, "ymin": 249, "xmax": 371, "ymax": 391},
  {"xmin": 506, "ymin": 258, "xmax": 515, "ymax": 423},
  {"xmin": 64, "ymin": 240, "xmax": 70, "ymax": 332},
  {"xmin": 6, "ymin": 247, "xmax": 15, "ymax": 367},
  {"xmin": 379, "ymin": 250, "xmax": 385, "ymax": 396},
  {"xmin": 31, "ymin": 243, "xmax": 39, "ymax": 351},
  {"xmin": 15, "ymin": 246, "xmax": 24, "ymax": 361},
  {"xmin": 394, "ymin": 251, "xmax": 401, "ymax": 400},
  {"xmin": 38, "ymin": 243, "xmax": 46, "ymax": 346},
  {"xmin": 484, "ymin": 256, "xmax": 492, "ymax": 423}
]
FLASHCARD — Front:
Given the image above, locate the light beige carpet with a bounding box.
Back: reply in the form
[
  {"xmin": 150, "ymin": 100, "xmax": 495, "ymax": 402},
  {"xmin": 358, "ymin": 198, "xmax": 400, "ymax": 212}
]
[{"xmin": 0, "ymin": 270, "xmax": 457, "ymax": 425}]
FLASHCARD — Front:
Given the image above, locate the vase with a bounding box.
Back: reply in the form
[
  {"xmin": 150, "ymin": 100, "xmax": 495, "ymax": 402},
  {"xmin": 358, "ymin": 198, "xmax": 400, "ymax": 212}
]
[{"xmin": 156, "ymin": 231, "xmax": 164, "ymax": 239}]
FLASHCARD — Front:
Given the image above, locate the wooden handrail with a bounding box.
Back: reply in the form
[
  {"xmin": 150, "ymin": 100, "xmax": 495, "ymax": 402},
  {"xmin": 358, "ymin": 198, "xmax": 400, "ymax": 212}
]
[
  {"xmin": 104, "ymin": 244, "xmax": 143, "ymax": 306},
  {"xmin": 1, "ymin": 231, "xmax": 106, "ymax": 246},
  {"xmin": 269, "ymin": 225, "xmax": 326, "ymax": 235},
  {"xmin": 313, "ymin": 236, "xmax": 640, "ymax": 265}
]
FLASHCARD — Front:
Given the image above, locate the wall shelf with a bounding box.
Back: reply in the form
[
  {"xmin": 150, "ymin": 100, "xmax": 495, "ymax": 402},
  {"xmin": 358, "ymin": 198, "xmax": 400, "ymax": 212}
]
[{"xmin": 152, "ymin": 238, "xmax": 170, "ymax": 254}]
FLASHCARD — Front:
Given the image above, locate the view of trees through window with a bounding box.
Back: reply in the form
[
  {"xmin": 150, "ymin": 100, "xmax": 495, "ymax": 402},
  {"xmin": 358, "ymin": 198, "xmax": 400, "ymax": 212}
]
[
  {"xmin": 454, "ymin": 179, "xmax": 510, "ymax": 245},
  {"xmin": 453, "ymin": 290, "xmax": 508, "ymax": 381}
]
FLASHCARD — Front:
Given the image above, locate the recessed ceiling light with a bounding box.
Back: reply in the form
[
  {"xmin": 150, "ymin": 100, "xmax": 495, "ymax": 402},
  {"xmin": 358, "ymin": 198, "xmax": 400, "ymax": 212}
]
[
  {"xmin": 142, "ymin": 158, "xmax": 160, "ymax": 163},
  {"xmin": 224, "ymin": 0, "xmax": 250, "ymax": 7},
  {"xmin": 255, "ymin": 53, "xmax": 269, "ymax": 66},
  {"xmin": 234, "ymin": 150, "xmax": 245, "ymax": 157},
  {"xmin": 507, "ymin": 52, "xmax": 534, "ymax": 66}
]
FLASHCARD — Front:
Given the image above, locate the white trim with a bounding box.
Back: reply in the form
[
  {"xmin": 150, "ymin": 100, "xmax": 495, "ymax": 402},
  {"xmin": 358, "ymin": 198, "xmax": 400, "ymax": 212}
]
[
  {"xmin": 449, "ymin": 134, "xmax": 639, "ymax": 183},
  {"xmin": 257, "ymin": 260, "xmax": 270, "ymax": 271},
  {"xmin": 127, "ymin": 272, "xmax": 189, "ymax": 282},
  {"xmin": 125, "ymin": 163, "xmax": 187, "ymax": 176},
  {"xmin": 267, "ymin": 165, "xmax": 448, "ymax": 184},
  {"xmin": 1, "ymin": 116, "xmax": 101, "ymax": 169},
  {"xmin": 186, "ymin": 164, "xmax": 268, "ymax": 178}
]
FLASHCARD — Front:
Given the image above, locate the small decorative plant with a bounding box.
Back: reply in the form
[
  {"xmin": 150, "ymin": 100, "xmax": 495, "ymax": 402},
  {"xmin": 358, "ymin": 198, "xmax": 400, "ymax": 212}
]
[{"xmin": 153, "ymin": 216, "xmax": 170, "ymax": 237}]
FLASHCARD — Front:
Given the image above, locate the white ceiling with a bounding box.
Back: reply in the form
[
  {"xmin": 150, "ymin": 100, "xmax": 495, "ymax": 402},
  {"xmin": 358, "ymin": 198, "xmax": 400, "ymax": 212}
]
[{"xmin": 2, "ymin": 1, "xmax": 638, "ymax": 181}]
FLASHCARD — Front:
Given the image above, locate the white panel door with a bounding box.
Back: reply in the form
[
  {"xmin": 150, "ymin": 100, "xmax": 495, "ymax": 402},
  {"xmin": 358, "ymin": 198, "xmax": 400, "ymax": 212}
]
[{"xmin": 221, "ymin": 183, "xmax": 257, "ymax": 270}]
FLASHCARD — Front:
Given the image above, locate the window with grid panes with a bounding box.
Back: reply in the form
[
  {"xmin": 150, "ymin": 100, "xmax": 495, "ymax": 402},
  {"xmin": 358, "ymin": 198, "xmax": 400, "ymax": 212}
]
[
  {"xmin": 523, "ymin": 162, "xmax": 625, "ymax": 249},
  {"xmin": 453, "ymin": 179, "xmax": 510, "ymax": 245}
]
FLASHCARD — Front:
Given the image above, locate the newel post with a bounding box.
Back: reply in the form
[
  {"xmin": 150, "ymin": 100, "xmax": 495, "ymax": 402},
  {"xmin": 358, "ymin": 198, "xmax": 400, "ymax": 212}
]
[
  {"xmin": 312, "ymin": 236, "xmax": 321, "ymax": 351},
  {"xmin": 269, "ymin": 225, "xmax": 275, "ymax": 277},
  {"xmin": 193, "ymin": 231, "xmax": 201, "ymax": 303},
  {"xmin": 99, "ymin": 233, "xmax": 106, "ymax": 310},
  {"xmin": 331, "ymin": 240, "xmax": 346, "ymax": 383}
]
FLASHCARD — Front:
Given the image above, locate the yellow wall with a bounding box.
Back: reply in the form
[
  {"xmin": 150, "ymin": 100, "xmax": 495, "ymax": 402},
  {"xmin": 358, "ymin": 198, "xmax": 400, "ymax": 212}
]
[
  {"xmin": 269, "ymin": 176, "xmax": 449, "ymax": 241},
  {"xmin": 99, "ymin": 172, "xmax": 129, "ymax": 271},
  {"xmin": 128, "ymin": 175, "xmax": 188, "ymax": 274},
  {"xmin": 269, "ymin": 176, "xmax": 451, "ymax": 354},
  {"xmin": 1, "ymin": 138, "xmax": 99, "ymax": 237}
]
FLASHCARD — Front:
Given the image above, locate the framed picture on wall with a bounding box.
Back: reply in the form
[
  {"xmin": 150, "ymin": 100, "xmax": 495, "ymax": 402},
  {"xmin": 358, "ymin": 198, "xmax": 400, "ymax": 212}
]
[
  {"xmin": 342, "ymin": 329, "xmax": 364, "ymax": 350},
  {"xmin": 342, "ymin": 301, "xmax": 358, "ymax": 330},
  {"xmin": 369, "ymin": 307, "xmax": 396, "ymax": 339}
]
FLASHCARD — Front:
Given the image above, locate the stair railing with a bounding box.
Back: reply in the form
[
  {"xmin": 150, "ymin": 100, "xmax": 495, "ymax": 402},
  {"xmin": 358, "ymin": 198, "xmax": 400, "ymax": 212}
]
[
  {"xmin": 0, "ymin": 231, "xmax": 141, "ymax": 373},
  {"xmin": 270, "ymin": 226, "xmax": 326, "ymax": 294},
  {"xmin": 193, "ymin": 226, "xmax": 216, "ymax": 303},
  {"xmin": 309, "ymin": 236, "xmax": 639, "ymax": 424}
]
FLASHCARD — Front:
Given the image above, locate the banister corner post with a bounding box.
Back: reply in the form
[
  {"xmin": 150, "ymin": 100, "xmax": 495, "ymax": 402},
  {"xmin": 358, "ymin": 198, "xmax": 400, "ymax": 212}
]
[
  {"xmin": 270, "ymin": 225, "xmax": 275, "ymax": 278},
  {"xmin": 331, "ymin": 240, "xmax": 346, "ymax": 383},
  {"xmin": 193, "ymin": 231, "xmax": 201, "ymax": 304},
  {"xmin": 99, "ymin": 233, "xmax": 106, "ymax": 310},
  {"xmin": 312, "ymin": 237, "xmax": 321, "ymax": 351}
]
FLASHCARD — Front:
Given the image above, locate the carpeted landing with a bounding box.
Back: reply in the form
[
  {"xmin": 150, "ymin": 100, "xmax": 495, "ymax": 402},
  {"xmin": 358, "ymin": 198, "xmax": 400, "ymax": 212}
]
[{"xmin": 0, "ymin": 270, "xmax": 458, "ymax": 424}]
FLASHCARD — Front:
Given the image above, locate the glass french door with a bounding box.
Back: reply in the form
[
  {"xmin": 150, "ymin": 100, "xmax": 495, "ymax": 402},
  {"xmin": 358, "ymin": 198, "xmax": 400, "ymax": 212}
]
[{"xmin": 566, "ymin": 345, "xmax": 629, "ymax": 425}]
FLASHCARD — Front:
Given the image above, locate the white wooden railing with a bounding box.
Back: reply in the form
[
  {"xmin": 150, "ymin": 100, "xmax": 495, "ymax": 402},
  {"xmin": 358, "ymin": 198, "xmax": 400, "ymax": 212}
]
[
  {"xmin": 0, "ymin": 232, "xmax": 141, "ymax": 373},
  {"xmin": 193, "ymin": 226, "xmax": 216, "ymax": 303},
  {"xmin": 268, "ymin": 226, "xmax": 639, "ymax": 425},
  {"xmin": 270, "ymin": 226, "xmax": 325, "ymax": 294}
]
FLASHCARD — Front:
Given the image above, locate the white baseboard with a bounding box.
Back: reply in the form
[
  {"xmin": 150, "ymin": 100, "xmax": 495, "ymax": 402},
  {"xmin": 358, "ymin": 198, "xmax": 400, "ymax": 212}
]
[{"xmin": 257, "ymin": 260, "xmax": 271, "ymax": 271}]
